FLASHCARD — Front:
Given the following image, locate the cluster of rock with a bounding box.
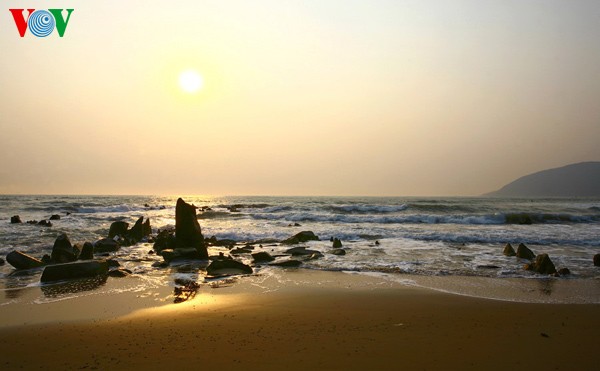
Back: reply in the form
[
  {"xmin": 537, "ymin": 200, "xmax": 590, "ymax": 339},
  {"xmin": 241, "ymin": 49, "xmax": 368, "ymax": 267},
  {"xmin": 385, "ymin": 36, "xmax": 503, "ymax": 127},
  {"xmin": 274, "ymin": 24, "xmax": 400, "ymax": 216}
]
[{"xmin": 502, "ymin": 243, "xmax": 573, "ymax": 276}]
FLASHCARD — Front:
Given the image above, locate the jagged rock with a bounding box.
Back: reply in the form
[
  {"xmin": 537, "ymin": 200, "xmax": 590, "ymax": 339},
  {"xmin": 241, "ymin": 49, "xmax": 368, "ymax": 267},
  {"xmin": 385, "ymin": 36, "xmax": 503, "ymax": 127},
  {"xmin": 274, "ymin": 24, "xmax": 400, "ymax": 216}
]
[
  {"xmin": 230, "ymin": 247, "xmax": 252, "ymax": 255},
  {"xmin": 161, "ymin": 248, "xmax": 204, "ymax": 263},
  {"xmin": 153, "ymin": 229, "xmax": 176, "ymax": 253},
  {"xmin": 51, "ymin": 234, "xmax": 78, "ymax": 263},
  {"xmin": 26, "ymin": 220, "xmax": 37, "ymax": 224},
  {"xmin": 333, "ymin": 238, "xmax": 343, "ymax": 248},
  {"xmin": 38, "ymin": 220, "xmax": 52, "ymax": 227},
  {"xmin": 270, "ymin": 260, "xmax": 302, "ymax": 267},
  {"xmin": 40, "ymin": 260, "xmax": 109, "ymax": 283},
  {"xmin": 558, "ymin": 267, "xmax": 571, "ymax": 276},
  {"xmin": 79, "ymin": 242, "xmax": 94, "ymax": 260},
  {"xmin": 206, "ymin": 259, "xmax": 253, "ymax": 276},
  {"xmin": 94, "ymin": 238, "xmax": 120, "ymax": 253},
  {"xmin": 176, "ymin": 198, "xmax": 207, "ymax": 258},
  {"xmin": 516, "ymin": 243, "xmax": 535, "ymax": 260},
  {"xmin": 330, "ymin": 248, "xmax": 346, "ymax": 256},
  {"xmin": 282, "ymin": 231, "xmax": 319, "ymax": 244},
  {"xmin": 108, "ymin": 221, "xmax": 129, "ymax": 239},
  {"xmin": 285, "ymin": 246, "xmax": 321, "ymax": 256},
  {"xmin": 594, "ymin": 254, "xmax": 600, "ymax": 267},
  {"xmin": 107, "ymin": 259, "xmax": 120, "ymax": 268},
  {"xmin": 49, "ymin": 215, "xmax": 61, "ymax": 221},
  {"xmin": 108, "ymin": 269, "xmax": 131, "ymax": 278},
  {"xmin": 6, "ymin": 251, "xmax": 45, "ymax": 270},
  {"xmin": 503, "ymin": 243, "xmax": 516, "ymax": 256},
  {"xmin": 10, "ymin": 215, "xmax": 22, "ymax": 224},
  {"xmin": 525, "ymin": 253, "xmax": 557, "ymax": 275},
  {"xmin": 128, "ymin": 216, "xmax": 150, "ymax": 242},
  {"xmin": 252, "ymin": 252, "xmax": 275, "ymax": 263}
]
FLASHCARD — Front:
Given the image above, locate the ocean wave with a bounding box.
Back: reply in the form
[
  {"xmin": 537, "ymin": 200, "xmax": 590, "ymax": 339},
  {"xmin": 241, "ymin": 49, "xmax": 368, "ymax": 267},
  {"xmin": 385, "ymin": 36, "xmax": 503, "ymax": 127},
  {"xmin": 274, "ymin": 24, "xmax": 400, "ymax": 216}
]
[
  {"xmin": 323, "ymin": 204, "xmax": 407, "ymax": 214},
  {"xmin": 250, "ymin": 212, "xmax": 600, "ymax": 225},
  {"xmin": 75, "ymin": 205, "xmax": 141, "ymax": 214}
]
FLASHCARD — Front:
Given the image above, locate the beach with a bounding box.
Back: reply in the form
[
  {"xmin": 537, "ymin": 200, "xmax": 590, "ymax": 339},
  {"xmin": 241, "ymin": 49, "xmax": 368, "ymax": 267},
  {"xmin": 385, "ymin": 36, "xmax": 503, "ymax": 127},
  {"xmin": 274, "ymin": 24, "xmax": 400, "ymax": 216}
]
[{"xmin": 0, "ymin": 270, "xmax": 598, "ymax": 370}]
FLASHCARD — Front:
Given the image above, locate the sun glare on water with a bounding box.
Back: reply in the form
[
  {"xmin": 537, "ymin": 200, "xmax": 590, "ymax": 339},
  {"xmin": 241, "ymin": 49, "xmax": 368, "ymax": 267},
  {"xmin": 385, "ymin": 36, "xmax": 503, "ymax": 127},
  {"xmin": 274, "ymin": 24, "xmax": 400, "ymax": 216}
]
[{"xmin": 178, "ymin": 69, "xmax": 204, "ymax": 93}]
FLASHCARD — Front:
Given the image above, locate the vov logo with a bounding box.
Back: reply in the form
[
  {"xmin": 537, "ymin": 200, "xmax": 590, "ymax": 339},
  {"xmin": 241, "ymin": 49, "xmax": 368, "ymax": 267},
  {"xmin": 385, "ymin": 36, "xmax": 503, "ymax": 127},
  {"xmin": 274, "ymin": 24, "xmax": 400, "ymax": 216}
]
[{"xmin": 9, "ymin": 9, "xmax": 74, "ymax": 37}]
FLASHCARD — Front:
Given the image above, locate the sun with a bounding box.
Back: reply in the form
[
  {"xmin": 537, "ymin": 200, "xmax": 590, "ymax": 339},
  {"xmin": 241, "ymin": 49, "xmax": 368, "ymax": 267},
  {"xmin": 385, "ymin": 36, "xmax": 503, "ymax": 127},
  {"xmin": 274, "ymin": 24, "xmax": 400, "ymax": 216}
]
[{"xmin": 178, "ymin": 69, "xmax": 204, "ymax": 93}]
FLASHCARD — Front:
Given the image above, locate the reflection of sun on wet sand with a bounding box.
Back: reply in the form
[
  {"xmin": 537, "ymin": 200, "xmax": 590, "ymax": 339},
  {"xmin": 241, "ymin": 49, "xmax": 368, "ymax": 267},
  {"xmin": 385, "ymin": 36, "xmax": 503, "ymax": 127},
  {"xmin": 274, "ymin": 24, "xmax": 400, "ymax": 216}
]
[{"xmin": 0, "ymin": 270, "xmax": 598, "ymax": 370}]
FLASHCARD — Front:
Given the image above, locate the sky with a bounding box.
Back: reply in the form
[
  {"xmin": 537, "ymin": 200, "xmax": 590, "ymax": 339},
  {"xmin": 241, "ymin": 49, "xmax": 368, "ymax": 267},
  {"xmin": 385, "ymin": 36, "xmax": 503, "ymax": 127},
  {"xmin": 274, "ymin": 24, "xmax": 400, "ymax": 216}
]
[{"xmin": 1, "ymin": 0, "xmax": 599, "ymax": 196}]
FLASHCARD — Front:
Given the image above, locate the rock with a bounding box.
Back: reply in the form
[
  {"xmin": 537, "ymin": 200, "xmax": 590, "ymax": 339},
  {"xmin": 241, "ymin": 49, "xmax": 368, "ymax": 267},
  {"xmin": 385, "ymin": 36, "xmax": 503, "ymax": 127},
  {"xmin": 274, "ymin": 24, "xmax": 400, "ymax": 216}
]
[
  {"xmin": 282, "ymin": 231, "xmax": 319, "ymax": 244},
  {"xmin": 270, "ymin": 260, "xmax": 302, "ymax": 267},
  {"xmin": 230, "ymin": 247, "xmax": 252, "ymax": 255},
  {"xmin": 594, "ymin": 254, "xmax": 600, "ymax": 267},
  {"xmin": 516, "ymin": 243, "xmax": 535, "ymax": 260},
  {"xmin": 10, "ymin": 215, "xmax": 22, "ymax": 224},
  {"xmin": 128, "ymin": 216, "xmax": 150, "ymax": 242},
  {"xmin": 161, "ymin": 248, "xmax": 204, "ymax": 263},
  {"xmin": 558, "ymin": 267, "xmax": 571, "ymax": 276},
  {"xmin": 51, "ymin": 234, "xmax": 78, "ymax": 263},
  {"xmin": 79, "ymin": 242, "xmax": 94, "ymax": 260},
  {"xmin": 38, "ymin": 220, "xmax": 52, "ymax": 227},
  {"xmin": 143, "ymin": 218, "xmax": 152, "ymax": 236},
  {"xmin": 525, "ymin": 253, "xmax": 557, "ymax": 275},
  {"xmin": 0, "ymin": 258, "xmax": 4, "ymax": 265},
  {"xmin": 26, "ymin": 220, "xmax": 38, "ymax": 224},
  {"xmin": 107, "ymin": 259, "xmax": 120, "ymax": 268},
  {"xmin": 152, "ymin": 261, "xmax": 169, "ymax": 268},
  {"xmin": 175, "ymin": 198, "xmax": 207, "ymax": 258},
  {"xmin": 206, "ymin": 259, "xmax": 253, "ymax": 276},
  {"xmin": 375, "ymin": 240, "xmax": 380, "ymax": 245},
  {"xmin": 153, "ymin": 229, "xmax": 176, "ymax": 253},
  {"xmin": 211, "ymin": 239, "xmax": 237, "ymax": 247},
  {"xmin": 332, "ymin": 238, "xmax": 343, "ymax": 248},
  {"xmin": 94, "ymin": 238, "xmax": 121, "ymax": 253},
  {"xmin": 503, "ymin": 243, "xmax": 516, "ymax": 257},
  {"xmin": 40, "ymin": 260, "xmax": 109, "ymax": 283},
  {"xmin": 108, "ymin": 269, "xmax": 131, "ymax": 278},
  {"xmin": 6, "ymin": 251, "xmax": 45, "ymax": 270},
  {"xmin": 330, "ymin": 248, "xmax": 346, "ymax": 256},
  {"xmin": 108, "ymin": 221, "xmax": 129, "ymax": 239},
  {"xmin": 252, "ymin": 252, "xmax": 275, "ymax": 263},
  {"xmin": 49, "ymin": 214, "xmax": 61, "ymax": 221},
  {"xmin": 285, "ymin": 246, "xmax": 321, "ymax": 256},
  {"xmin": 307, "ymin": 252, "xmax": 324, "ymax": 260},
  {"xmin": 41, "ymin": 254, "xmax": 52, "ymax": 264}
]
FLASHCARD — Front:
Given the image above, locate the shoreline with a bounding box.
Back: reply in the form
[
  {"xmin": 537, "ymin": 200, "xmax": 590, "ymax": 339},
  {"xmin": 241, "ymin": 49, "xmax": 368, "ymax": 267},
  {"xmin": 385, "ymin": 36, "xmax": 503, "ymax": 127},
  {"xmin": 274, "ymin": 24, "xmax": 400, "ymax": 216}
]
[{"xmin": 0, "ymin": 270, "xmax": 598, "ymax": 370}]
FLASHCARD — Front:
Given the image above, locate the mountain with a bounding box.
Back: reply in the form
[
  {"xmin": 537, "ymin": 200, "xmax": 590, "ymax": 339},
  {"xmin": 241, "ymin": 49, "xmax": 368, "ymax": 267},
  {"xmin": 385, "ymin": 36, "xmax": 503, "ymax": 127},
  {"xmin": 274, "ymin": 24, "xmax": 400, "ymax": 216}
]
[{"xmin": 485, "ymin": 162, "xmax": 600, "ymax": 197}]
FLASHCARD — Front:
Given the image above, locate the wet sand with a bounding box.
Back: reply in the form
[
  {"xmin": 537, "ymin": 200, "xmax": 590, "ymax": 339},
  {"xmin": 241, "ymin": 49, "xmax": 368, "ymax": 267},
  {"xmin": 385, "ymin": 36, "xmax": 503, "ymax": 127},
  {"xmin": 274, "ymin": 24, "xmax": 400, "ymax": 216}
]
[{"xmin": 0, "ymin": 270, "xmax": 598, "ymax": 370}]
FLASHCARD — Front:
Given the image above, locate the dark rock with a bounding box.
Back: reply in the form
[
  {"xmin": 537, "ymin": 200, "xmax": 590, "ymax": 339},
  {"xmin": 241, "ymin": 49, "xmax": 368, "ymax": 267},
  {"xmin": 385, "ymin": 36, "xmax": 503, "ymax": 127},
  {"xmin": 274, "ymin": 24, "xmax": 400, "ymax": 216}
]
[
  {"xmin": 94, "ymin": 238, "xmax": 121, "ymax": 253},
  {"xmin": 108, "ymin": 221, "xmax": 129, "ymax": 239},
  {"xmin": 477, "ymin": 265, "xmax": 500, "ymax": 269},
  {"xmin": 230, "ymin": 247, "xmax": 252, "ymax": 255},
  {"xmin": 79, "ymin": 242, "xmax": 94, "ymax": 260},
  {"xmin": 10, "ymin": 215, "xmax": 22, "ymax": 224},
  {"xmin": 525, "ymin": 253, "xmax": 557, "ymax": 275},
  {"xmin": 51, "ymin": 234, "xmax": 78, "ymax": 263},
  {"xmin": 375, "ymin": 240, "xmax": 380, "ymax": 245},
  {"xmin": 332, "ymin": 238, "xmax": 343, "ymax": 248},
  {"xmin": 594, "ymin": 254, "xmax": 600, "ymax": 267},
  {"xmin": 49, "ymin": 214, "xmax": 61, "ymax": 221},
  {"xmin": 0, "ymin": 258, "xmax": 4, "ymax": 265},
  {"xmin": 282, "ymin": 231, "xmax": 319, "ymax": 244},
  {"xmin": 270, "ymin": 259, "xmax": 302, "ymax": 267},
  {"xmin": 210, "ymin": 239, "xmax": 237, "ymax": 247},
  {"xmin": 6, "ymin": 251, "xmax": 45, "ymax": 270},
  {"xmin": 285, "ymin": 246, "xmax": 321, "ymax": 256},
  {"xmin": 161, "ymin": 248, "xmax": 204, "ymax": 263},
  {"xmin": 108, "ymin": 269, "xmax": 130, "ymax": 278},
  {"xmin": 558, "ymin": 267, "xmax": 571, "ymax": 276},
  {"xmin": 153, "ymin": 229, "xmax": 176, "ymax": 253},
  {"xmin": 307, "ymin": 252, "xmax": 324, "ymax": 260},
  {"xmin": 26, "ymin": 220, "xmax": 38, "ymax": 224},
  {"xmin": 128, "ymin": 216, "xmax": 150, "ymax": 242},
  {"xmin": 38, "ymin": 220, "xmax": 52, "ymax": 227},
  {"xmin": 252, "ymin": 252, "xmax": 275, "ymax": 263},
  {"xmin": 40, "ymin": 260, "xmax": 109, "ymax": 283},
  {"xmin": 503, "ymin": 243, "xmax": 516, "ymax": 257},
  {"xmin": 516, "ymin": 243, "xmax": 535, "ymax": 260},
  {"xmin": 143, "ymin": 218, "xmax": 152, "ymax": 236},
  {"xmin": 206, "ymin": 259, "xmax": 253, "ymax": 276},
  {"xmin": 330, "ymin": 248, "xmax": 346, "ymax": 256},
  {"xmin": 41, "ymin": 254, "xmax": 52, "ymax": 264},
  {"xmin": 152, "ymin": 261, "xmax": 169, "ymax": 268},
  {"xmin": 176, "ymin": 198, "xmax": 207, "ymax": 258},
  {"xmin": 107, "ymin": 259, "xmax": 120, "ymax": 268}
]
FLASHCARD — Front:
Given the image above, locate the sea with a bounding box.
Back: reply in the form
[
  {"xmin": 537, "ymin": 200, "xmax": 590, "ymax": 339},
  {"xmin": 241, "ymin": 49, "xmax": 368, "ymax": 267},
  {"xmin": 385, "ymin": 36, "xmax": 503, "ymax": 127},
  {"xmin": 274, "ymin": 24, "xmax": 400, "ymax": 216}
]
[{"xmin": 1, "ymin": 195, "xmax": 599, "ymax": 306}]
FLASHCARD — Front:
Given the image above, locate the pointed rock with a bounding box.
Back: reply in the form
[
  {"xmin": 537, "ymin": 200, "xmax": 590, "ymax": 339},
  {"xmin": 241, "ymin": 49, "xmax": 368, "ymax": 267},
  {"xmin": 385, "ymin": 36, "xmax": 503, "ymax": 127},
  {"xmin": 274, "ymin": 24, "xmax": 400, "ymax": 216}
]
[
  {"xmin": 503, "ymin": 243, "xmax": 516, "ymax": 256},
  {"xmin": 282, "ymin": 231, "xmax": 319, "ymax": 244},
  {"xmin": 525, "ymin": 253, "xmax": 557, "ymax": 275},
  {"xmin": 51, "ymin": 234, "xmax": 78, "ymax": 263},
  {"xmin": 108, "ymin": 221, "xmax": 129, "ymax": 239},
  {"xmin": 175, "ymin": 198, "xmax": 207, "ymax": 258},
  {"xmin": 516, "ymin": 243, "xmax": 535, "ymax": 260}
]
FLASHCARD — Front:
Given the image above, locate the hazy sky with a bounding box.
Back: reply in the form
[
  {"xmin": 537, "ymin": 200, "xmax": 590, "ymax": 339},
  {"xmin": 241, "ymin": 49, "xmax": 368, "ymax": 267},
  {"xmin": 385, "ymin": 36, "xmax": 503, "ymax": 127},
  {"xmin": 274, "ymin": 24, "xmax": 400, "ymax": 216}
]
[{"xmin": 1, "ymin": 0, "xmax": 599, "ymax": 196}]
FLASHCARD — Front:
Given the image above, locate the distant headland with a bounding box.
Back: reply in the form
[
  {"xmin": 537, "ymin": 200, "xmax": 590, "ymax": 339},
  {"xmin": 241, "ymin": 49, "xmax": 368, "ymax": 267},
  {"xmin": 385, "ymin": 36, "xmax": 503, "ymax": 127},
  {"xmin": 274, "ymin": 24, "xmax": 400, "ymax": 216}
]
[{"xmin": 485, "ymin": 162, "xmax": 600, "ymax": 198}]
